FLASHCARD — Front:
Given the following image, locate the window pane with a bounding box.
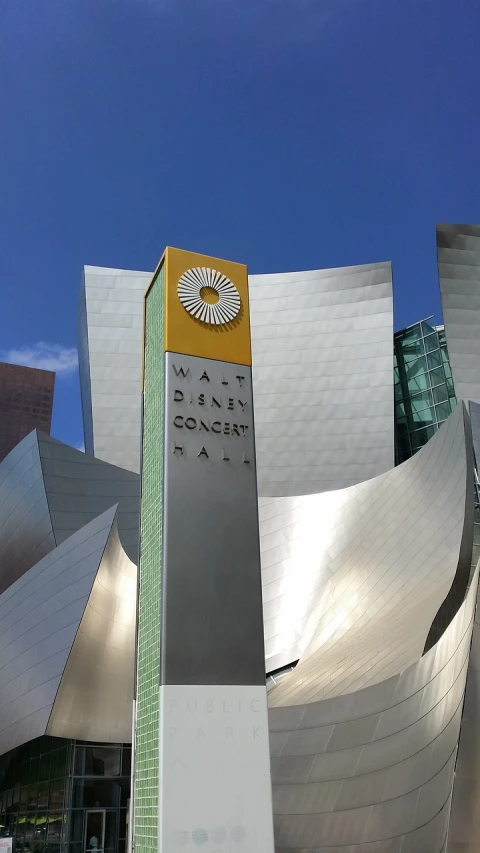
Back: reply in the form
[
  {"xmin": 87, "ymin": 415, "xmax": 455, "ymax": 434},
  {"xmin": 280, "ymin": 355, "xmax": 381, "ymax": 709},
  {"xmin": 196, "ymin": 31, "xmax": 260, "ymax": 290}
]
[
  {"xmin": 401, "ymin": 339, "xmax": 425, "ymax": 361},
  {"xmin": 429, "ymin": 367, "xmax": 445, "ymax": 387},
  {"xmin": 49, "ymin": 781, "xmax": 65, "ymax": 811},
  {"xmin": 442, "ymin": 355, "xmax": 452, "ymax": 378},
  {"xmin": 436, "ymin": 402, "xmax": 452, "ymax": 421},
  {"xmin": 402, "ymin": 354, "xmax": 427, "ymax": 376},
  {"xmin": 408, "ymin": 408, "xmax": 435, "ymax": 428},
  {"xmin": 75, "ymin": 748, "xmax": 121, "ymax": 778},
  {"xmin": 121, "ymin": 750, "xmax": 131, "ymax": 779},
  {"xmin": 421, "ymin": 320, "xmax": 436, "ymax": 337},
  {"xmin": 427, "ymin": 350, "xmax": 442, "ymax": 370},
  {"xmin": 432, "ymin": 385, "xmax": 448, "ymax": 404},
  {"xmin": 410, "ymin": 390, "xmax": 433, "ymax": 412},
  {"xmin": 424, "ymin": 333, "xmax": 439, "ymax": 353},
  {"xmin": 47, "ymin": 813, "xmax": 65, "ymax": 843},
  {"xmin": 411, "ymin": 425, "xmax": 436, "ymax": 448},
  {"xmin": 73, "ymin": 780, "xmax": 121, "ymax": 809},
  {"xmin": 50, "ymin": 750, "xmax": 68, "ymax": 780},
  {"xmin": 405, "ymin": 373, "xmax": 429, "ymax": 394}
]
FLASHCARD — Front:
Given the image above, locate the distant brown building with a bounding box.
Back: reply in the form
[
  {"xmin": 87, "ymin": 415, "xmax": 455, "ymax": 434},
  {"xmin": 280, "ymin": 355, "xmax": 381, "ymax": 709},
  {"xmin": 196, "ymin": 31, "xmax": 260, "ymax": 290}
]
[{"xmin": 0, "ymin": 362, "xmax": 55, "ymax": 462}]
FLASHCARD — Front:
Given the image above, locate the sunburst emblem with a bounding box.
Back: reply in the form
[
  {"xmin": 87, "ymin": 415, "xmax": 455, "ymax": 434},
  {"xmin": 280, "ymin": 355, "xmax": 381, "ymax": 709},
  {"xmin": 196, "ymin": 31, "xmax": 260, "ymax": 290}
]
[{"xmin": 177, "ymin": 267, "xmax": 241, "ymax": 326}]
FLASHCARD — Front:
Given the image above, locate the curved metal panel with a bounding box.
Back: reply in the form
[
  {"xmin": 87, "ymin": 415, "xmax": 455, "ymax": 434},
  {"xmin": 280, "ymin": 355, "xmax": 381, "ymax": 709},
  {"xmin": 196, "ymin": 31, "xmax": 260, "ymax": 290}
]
[
  {"xmin": 79, "ymin": 265, "xmax": 150, "ymax": 473},
  {"xmin": 0, "ymin": 430, "xmax": 55, "ymax": 595},
  {"xmin": 469, "ymin": 400, "xmax": 480, "ymax": 469},
  {"xmin": 78, "ymin": 262, "xmax": 394, "ymax": 493},
  {"xmin": 262, "ymin": 404, "xmax": 472, "ymax": 685},
  {"xmin": 47, "ymin": 520, "xmax": 136, "ymax": 743},
  {"xmin": 438, "ymin": 223, "xmax": 480, "ymax": 404},
  {"xmin": 268, "ymin": 563, "xmax": 479, "ymax": 851},
  {"xmin": 446, "ymin": 573, "xmax": 480, "ymax": 850},
  {"xmin": 0, "ymin": 507, "xmax": 116, "ymax": 757},
  {"xmin": 250, "ymin": 262, "xmax": 394, "ymax": 497},
  {"xmin": 0, "ymin": 429, "xmax": 140, "ymax": 596},
  {"xmin": 38, "ymin": 431, "xmax": 140, "ymax": 562}
]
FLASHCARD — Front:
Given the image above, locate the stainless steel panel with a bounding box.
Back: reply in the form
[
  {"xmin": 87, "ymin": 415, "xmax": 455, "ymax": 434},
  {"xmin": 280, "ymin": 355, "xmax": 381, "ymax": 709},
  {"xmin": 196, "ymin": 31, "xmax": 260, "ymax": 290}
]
[
  {"xmin": 161, "ymin": 353, "xmax": 265, "ymax": 686},
  {"xmin": 438, "ymin": 224, "xmax": 480, "ymax": 405},
  {"xmin": 78, "ymin": 266, "xmax": 150, "ymax": 473},
  {"xmin": 0, "ymin": 507, "xmax": 117, "ymax": 756},
  {"xmin": 47, "ymin": 520, "xmax": 136, "ymax": 742},
  {"xmin": 264, "ymin": 405, "xmax": 470, "ymax": 696},
  {"xmin": 78, "ymin": 261, "xmax": 394, "ymax": 493},
  {"xmin": 267, "ymin": 401, "xmax": 479, "ymax": 851}
]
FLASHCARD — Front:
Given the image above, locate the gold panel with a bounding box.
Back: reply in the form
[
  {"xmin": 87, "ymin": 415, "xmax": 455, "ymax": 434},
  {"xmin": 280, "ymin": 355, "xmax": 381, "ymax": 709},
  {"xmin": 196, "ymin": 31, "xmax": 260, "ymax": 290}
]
[{"xmin": 147, "ymin": 246, "xmax": 252, "ymax": 366}]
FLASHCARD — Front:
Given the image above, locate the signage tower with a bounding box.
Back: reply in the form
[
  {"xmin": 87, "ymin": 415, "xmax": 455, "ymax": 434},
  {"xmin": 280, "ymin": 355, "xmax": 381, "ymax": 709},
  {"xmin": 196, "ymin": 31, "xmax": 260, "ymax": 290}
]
[{"xmin": 132, "ymin": 248, "xmax": 275, "ymax": 852}]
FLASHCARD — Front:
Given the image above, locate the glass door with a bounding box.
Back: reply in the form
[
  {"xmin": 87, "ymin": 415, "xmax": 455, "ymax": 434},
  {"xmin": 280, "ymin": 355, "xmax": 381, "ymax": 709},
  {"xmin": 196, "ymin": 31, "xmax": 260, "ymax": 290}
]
[{"xmin": 84, "ymin": 809, "xmax": 106, "ymax": 853}]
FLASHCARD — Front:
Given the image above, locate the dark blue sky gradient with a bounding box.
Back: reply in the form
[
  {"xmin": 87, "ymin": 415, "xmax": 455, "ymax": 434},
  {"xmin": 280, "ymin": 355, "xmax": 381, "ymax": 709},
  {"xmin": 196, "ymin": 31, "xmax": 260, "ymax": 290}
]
[{"xmin": 1, "ymin": 0, "xmax": 479, "ymax": 448}]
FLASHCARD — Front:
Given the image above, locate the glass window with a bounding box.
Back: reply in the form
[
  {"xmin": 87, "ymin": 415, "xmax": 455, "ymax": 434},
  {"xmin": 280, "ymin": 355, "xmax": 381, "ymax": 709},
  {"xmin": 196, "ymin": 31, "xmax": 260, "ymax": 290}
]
[
  {"xmin": 424, "ymin": 333, "xmax": 439, "ymax": 353},
  {"xmin": 432, "ymin": 385, "xmax": 448, "ymax": 404},
  {"xmin": 73, "ymin": 781, "xmax": 121, "ymax": 810},
  {"xmin": 75, "ymin": 749, "xmax": 121, "ymax": 779},
  {"xmin": 411, "ymin": 425, "xmax": 436, "ymax": 448},
  {"xmin": 121, "ymin": 750, "xmax": 131, "ymax": 779},
  {"xmin": 404, "ymin": 354, "xmax": 427, "ymax": 376},
  {"xmin": 421, "ymin": 320, "xmax": 436, "ymax": 337},
  {"xmin": 408, "ymin": 409, "xmax": 435, "ymax": 430},
  {"xmin": 409, "ymin": 390, "xmax": 433, "ymax": 412},
  {"xmin": 50, "ymin": 750, "xmax": 67, "ymax": 781},
  {"xmin": 405, "ymin": 372, "xmax": 429, "ymax": 394},
  {"xmin": 436, "ymin": 402, "xmax": 452, "ymax": 422},
  {"xmin": 104, "ymin": 812, "xmax": 117, "ymax": 853},
  {"xmin": 429, "ymin": 367, "xmax": 445, "ymax": 387},
  {"xmin": 37, "ymin": 784, "xmax": 49, "ymax": 810},
  {"xmin": 38, "ymin": 755, "xmax": 50, "ymax": 784},
  {"xmin": 69, "ymin": 811, "xmax": 84, "ymax": 845},
  {"xmin": 46, "ymin": 813, "xmax": 64, "ymax": 843},
  {"xmin": 401, "ymin": 339, "xmax": 425, "ymax": 361},
  {"xmin": 427, "ymin": 350, "xmax": 442, "ymax": 370}
]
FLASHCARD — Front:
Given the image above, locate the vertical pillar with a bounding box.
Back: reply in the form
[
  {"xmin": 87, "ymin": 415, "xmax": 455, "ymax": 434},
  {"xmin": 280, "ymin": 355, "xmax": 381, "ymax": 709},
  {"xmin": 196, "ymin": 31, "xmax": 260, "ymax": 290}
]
[{"xmin": 133, "ymin": 248, "xmax": 274, "ymax": 853}]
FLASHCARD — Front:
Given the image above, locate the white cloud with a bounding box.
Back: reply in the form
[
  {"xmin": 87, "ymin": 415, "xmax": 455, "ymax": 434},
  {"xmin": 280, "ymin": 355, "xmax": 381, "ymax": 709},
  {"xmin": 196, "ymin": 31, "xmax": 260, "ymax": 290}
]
[{"xmin": 1, "ymin": 342, "xmax": 78, "ymax": 376}]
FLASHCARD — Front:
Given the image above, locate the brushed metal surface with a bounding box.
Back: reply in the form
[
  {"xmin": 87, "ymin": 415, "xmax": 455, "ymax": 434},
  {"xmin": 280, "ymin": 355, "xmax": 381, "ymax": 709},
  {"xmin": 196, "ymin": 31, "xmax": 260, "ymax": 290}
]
[
  {"xmin": 38, "ymin": 431, "xmax": 140, "ymax": 562},
  {"xmin": 0, "ymin": 507, "xmax": 117, "ymax": 756},
  {"xmin": 0, "ymin": 430, "xmax": 55, "ymax": 594},
  {"xmin": 78, "ymin": 265, "xmax": 150, "ymax": 473},
  {"xmin": 269, "ymin": 562, "xmax": 479, "ymax": 851},
  {"xmin": 78, "ymin": 262, "xmax": 394, "ymax": 493},
  {"xmin": 47, "ymin": 517, "xmax": 136, "ymax": 743},
  {"xmin": 161, "ymin": 353, "xmax": 265, "ymax": 686},
  {"xmin": 438, "ymin": 223, "xmax": 480, "ymax": 405},
  {"xmin": 0, "ymin": 428, "xmax": 140, "ymax": 595},
  {"xmin": 446, "ymin": 566, "xmax": 480, "ymax": 850},
  {"xmin": 262, "ymin": 404, "xmax": 472, "ymax": 687},
  {"xmin": 249, "ymin": 262, "xmax": 394, "ymax": 497}
]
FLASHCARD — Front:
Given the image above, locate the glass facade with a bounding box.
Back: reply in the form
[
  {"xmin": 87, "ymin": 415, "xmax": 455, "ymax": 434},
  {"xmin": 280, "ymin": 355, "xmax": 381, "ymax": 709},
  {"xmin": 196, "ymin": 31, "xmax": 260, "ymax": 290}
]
[
  {"xmin": 394, "ymin": 318, "xmax": 457, "ymax": 464},
  {"xmin": 0, "ymin": 739, "xmax": 131, "ymax": 853}
]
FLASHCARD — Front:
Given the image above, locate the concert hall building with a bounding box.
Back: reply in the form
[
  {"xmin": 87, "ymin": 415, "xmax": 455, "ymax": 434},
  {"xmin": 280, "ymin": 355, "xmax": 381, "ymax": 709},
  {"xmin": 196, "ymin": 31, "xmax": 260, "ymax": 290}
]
[{"xmin": 1, "ymin": 223, "xmax": 480, "ymax": 853}]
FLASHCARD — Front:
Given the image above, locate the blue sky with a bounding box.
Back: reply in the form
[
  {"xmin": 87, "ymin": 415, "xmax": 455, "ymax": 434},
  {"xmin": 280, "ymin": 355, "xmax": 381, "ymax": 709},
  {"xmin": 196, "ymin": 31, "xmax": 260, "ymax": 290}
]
[{"xmin": 1, "ymin": 0, "xmax": 479, "ymax": 449}]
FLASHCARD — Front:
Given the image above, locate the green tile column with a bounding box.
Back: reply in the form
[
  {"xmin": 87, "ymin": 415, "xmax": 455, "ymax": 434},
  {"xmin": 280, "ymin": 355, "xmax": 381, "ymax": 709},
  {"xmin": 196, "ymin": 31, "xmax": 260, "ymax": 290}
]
[{"xmin": 133, "ymin": 263, "xmax": 164, "ymax": 853}]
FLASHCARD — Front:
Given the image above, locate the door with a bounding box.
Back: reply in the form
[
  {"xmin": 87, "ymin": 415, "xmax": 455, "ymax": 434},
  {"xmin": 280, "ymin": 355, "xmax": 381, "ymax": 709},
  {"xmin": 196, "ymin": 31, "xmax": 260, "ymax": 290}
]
[{"xmin": 84, "ymin": 810, "xmax": 106, "ymax": 853}]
